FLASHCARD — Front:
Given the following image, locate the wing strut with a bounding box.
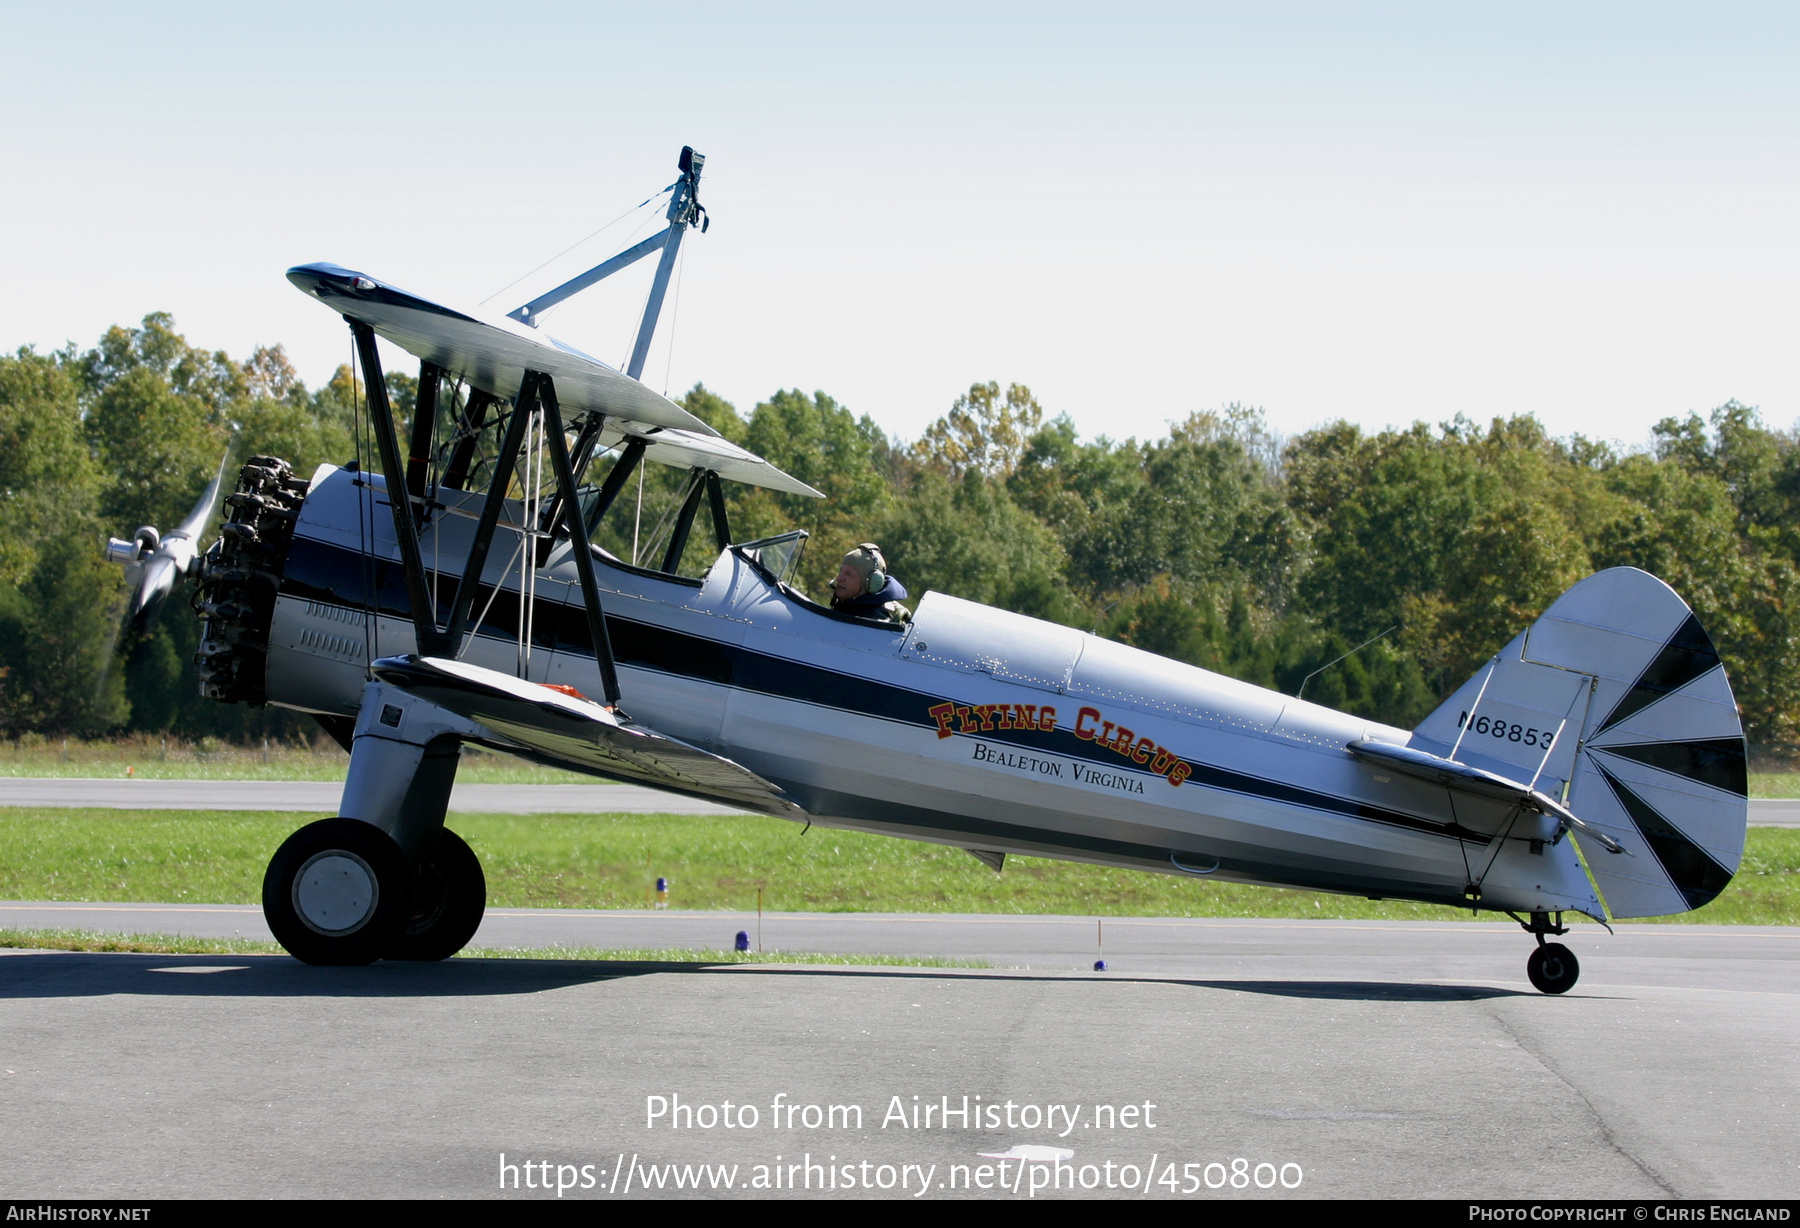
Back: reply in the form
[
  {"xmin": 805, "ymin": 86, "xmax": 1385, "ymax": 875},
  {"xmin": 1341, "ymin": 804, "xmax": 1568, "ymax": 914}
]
[
  {"xmin": 660, "ymin": 467, "xmax": 710, "ymax": 573},
  {"xmin": 440, "ymin": 388, "xmax": 497, "ymax": 491},
  {"xmin": 349, "ymin": 320, "xmax": 453, "ymax": 657},
  {"xmin": 534, "ymin": 373, "xmax": 624, "ymax": 707},
  {"xmin": 441, "ymin": 378, "xmax": 537, "ymax": 655},
  {"xmin": 352, "ymin": 341, "xmax": 628, "ymax": 706},
  {"xmin": 535, "ymin": 410, "xmax": 606, "ymax": 566},
  {"xmin": 705, "ymin": 471, "xmax": 731, "ymax": 550},
  {"xmin": 405, "ymin": 360, "xmax": 440, "ymax": 500},
  {"xmin": 584, "ymin": 438, "xmax": 648, "ymax": 534}
]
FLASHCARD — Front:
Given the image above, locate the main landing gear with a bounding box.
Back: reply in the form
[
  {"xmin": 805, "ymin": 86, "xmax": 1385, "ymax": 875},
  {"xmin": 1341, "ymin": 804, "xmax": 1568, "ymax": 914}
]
[
  {"xmin": 263, "ymin": 820, "xmax": 488, "ymax": 965},
  {"xmin": 1512, "ymin": 910, "xmax": 1580, "ymax": 994},
  {"xmin": 263, "ymin": 681, "xmax": 489, "ymax": 966},
  {"xmin": 264, "ymin": 818, "xmax": 411, "ymax": 965},
  {"xmin": 385, "ymin": 828, "xmax": 487, "ymax": 962}
]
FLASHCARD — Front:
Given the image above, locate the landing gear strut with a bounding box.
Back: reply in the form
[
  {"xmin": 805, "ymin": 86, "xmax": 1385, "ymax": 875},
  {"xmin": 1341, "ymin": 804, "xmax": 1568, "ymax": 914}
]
[{"xmin": 1511, "ymin": 910, "xmax": 1580, "ymax": 994}]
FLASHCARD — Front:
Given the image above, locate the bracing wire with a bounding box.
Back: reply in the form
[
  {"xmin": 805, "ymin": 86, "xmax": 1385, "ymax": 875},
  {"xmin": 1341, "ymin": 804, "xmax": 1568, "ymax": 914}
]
[
  {"xmin": 459, "ymin": 535, "xmax": 525, "ymax": 661},
  {"xmin": 517, "ymin": 407, "xmax": 528, "ymax": 676},
  {"xmin": 631, "ymin": 460, "xmax": 645, "ymax": 566},
  {"xmin": 1449, "ymin": 657, "xmax": 1499, "ymax": 762},
  {"xmin": 479, "ymin": 185, "xmax": 675, "ymax": 307},
  {"xmin": 536, "ymin": 193, "xmax": 675, "ymax": 337},
  {"xmin": 662, "ymin": 239, "xmax": 686, "ymax": 398}
]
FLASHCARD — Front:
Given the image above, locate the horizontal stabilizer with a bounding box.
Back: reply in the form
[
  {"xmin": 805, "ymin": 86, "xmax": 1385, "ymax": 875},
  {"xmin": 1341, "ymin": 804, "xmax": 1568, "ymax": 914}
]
[
  {"xmin": 1347, "ymin": 739, "xmax": 1624, "ymax": 853},
  {"xmin": 369, "ymin": 654, "xmax": 806, "ymax": 820}
]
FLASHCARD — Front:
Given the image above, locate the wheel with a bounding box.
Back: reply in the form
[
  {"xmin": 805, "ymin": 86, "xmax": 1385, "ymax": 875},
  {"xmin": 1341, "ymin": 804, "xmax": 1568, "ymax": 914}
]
[
  {"xmin": 383, "ymin": 828, "xmax": 487, "ymax": 961},
  {"xmin": 263, "ymin": 818, "xmax": 412, "ymax": 966},
  {"xmin": 1527, "ymin": 942, "xmax": 1580, "ymax": 994}
]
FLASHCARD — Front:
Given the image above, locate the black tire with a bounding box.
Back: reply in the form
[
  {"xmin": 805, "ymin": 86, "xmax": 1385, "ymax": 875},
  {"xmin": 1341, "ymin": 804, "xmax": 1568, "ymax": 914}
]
[
  {"xmin": 263, "ymin": 818, "xmax": 412, "ymax": 966},
  {"xmin": 1527, "ymin": 942, "xmax": 1580, "ymax": 994},
  {"xmin": 383, "ymin": 828, "xmax": 487, "ymax": 962}
]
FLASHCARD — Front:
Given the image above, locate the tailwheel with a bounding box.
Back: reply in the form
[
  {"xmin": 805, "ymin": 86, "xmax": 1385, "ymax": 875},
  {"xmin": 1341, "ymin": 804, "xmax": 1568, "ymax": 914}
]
[
  {"xmin": 263, "ymin": 818, "xmax": 412, "ymax": 966},
  {"xmin": 1527, "ymin": 942, "xmax": 1580, "ymax": 995},
  {"xmin": 383, "ymin": 827, "xmax": 487, "ymax": 962},
  {"xmin": 1510, "ymin": 910, "xmax": 1581, "ymax": 995}
]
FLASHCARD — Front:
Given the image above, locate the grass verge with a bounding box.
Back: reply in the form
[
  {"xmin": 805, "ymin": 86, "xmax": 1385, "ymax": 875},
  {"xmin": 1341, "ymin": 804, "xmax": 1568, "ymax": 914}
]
[
  {"xmin": 0, "ymin": 928, "xmax": 280, "ymax": 955},
  {"xmin": 0, "ymin": 808, "xmax": 1794, "ymax": 924},
  {"xmin": 0, "ymin": 737, "xmax": 591, "ymax": 784}
]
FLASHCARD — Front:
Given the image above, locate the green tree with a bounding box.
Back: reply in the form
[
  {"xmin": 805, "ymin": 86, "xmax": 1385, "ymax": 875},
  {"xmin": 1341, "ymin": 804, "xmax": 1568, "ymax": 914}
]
[
  {"xmin": 233, "ymin": 346, "xmax": 353, "ymax": 480},
  {"xmin": 681, "ymin": 382, "xmax": 749, "ymax": 444},
  {"xmin": 912, "ymin": 381, "xmax": 1044, "ymax": 479},
  {"xmin": 0, "ymin": 534, "xmax": 129, "ymax": 734},
  {"xmin": 732, "ymin": 389, "xmax": 894, "ymax": 594},
  {"xmin": 0, "ymin": 345, "xmax": 101, "ymax": 588},
  {"xmin": 1091, "ymin": 408, "xmax": 1297, "ymax": 598},
  {"xmin": 873, "ymin": 469, "xmax": 1082, "ymax": 625},
  {"xmin": 80, "ymin": 316, "xmax": 232, "ymax": 533}
]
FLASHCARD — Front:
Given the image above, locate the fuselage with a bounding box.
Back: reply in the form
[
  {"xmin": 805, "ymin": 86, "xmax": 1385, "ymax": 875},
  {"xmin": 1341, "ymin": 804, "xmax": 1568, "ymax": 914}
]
[{"xmin": 253, "ymin": 463, "xmax": 1599, "ymax": 918}]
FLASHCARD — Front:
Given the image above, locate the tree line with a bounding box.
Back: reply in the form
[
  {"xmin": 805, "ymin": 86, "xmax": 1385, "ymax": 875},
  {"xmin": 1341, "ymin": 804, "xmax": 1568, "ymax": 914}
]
[{"xmin": 4, "ymin": 313, "xmax": 1797, "ymax": 756}]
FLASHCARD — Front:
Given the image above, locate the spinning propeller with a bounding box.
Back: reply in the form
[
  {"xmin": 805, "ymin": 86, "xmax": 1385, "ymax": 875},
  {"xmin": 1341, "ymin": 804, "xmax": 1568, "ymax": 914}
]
[{"xmin": 104, "ymin": 455, "xmax": 229, "ymax": 637}]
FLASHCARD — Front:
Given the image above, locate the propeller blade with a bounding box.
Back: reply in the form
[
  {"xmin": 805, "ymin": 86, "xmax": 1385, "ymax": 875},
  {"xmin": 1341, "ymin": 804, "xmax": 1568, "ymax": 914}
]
[
  {"xmin": 109, "ymin": 450, "xmax": 233, "ymax": 640},
  {"xmin": 126, "ymin": 554, "xmax": 179, "ymax": 635},
  {"xmin": 175, "ymin": 454, "xmax": 229, "ymax": 541}
]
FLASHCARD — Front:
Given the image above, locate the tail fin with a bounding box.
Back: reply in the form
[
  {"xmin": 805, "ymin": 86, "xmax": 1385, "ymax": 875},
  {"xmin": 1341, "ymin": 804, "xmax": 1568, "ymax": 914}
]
[{"xmin": 1411, "ymin": 567, "xmax": 1747, "ymax": 919}]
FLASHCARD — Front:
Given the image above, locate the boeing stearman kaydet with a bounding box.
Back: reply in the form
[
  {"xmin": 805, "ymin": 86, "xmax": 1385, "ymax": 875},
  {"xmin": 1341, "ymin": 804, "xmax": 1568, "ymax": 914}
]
[{"xmin": 108, "ymin": 147, "xmax": 1749, "ymax": 992}]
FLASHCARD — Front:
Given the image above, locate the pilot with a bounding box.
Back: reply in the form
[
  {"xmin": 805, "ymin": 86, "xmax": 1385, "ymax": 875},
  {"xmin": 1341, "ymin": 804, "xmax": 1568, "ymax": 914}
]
[{"xmin": 829, "ymin": 543, "xmax": 912, "ymax": 624}]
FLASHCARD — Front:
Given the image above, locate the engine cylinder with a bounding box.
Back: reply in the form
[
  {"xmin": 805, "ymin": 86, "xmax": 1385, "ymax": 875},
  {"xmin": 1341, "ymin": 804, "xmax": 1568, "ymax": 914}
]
[{"xmin": 194, "ymin": 456, "xmax": 307, "ymax": 705}]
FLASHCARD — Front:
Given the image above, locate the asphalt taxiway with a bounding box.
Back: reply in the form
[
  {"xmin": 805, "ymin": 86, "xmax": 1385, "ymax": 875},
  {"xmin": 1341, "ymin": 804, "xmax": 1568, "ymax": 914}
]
[
  {"xmin": 2, "ymin": 916, "xmax": 1796, "ymax": 1200},
  {"xmin": 4, "ymin": 779, "xmax": 1795, "ymax": 1199}
]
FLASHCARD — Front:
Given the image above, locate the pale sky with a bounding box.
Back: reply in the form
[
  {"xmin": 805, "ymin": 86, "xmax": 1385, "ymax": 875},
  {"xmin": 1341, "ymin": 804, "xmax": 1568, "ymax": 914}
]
[{"xmin": 3, "ymin": 2, "xmax": 1795, "ymax": 450}]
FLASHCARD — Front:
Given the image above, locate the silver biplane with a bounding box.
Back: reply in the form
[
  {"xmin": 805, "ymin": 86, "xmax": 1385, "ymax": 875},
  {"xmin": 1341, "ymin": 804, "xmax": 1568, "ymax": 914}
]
[{"xmin": 113, "ymin": 148, "xmax": 1747, "ymax": 991}]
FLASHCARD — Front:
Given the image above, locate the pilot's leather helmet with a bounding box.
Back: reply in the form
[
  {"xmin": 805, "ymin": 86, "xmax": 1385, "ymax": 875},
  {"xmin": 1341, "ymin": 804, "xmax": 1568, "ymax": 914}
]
[{"xmin": 842, "ymin": 543, "xmax": 888, "ymax": 594}]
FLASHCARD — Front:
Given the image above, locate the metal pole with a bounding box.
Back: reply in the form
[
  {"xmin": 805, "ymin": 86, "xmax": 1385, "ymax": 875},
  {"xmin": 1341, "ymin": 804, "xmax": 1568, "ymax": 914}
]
[
  {"xmin": 507, "ymin": 229, "xmax": 672, "ymax": 326},
  {"xmin": 535, "ymin": 412, "xmax": 605, "ymax": 565},
  {"xmin": 626, "ymin": 149, "xmax": 705, "ymax": 380},
  {"xmin": 626, "ymin": 221, "xmax": 684, "ymax": 380}
]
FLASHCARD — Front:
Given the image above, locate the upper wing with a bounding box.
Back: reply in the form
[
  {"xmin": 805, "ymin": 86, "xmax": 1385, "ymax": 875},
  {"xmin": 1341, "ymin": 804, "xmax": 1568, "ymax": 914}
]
[
  {"xmin": 286, "ymin": 263, "xmax": 716, "ymax": 437},
  {"xmin": 597, "ymin": 422, "xmax": 824, "ymax": 498},
  {"xmin": 369, "ymin": 653, "xmax": 806, "ymax": 821}
]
